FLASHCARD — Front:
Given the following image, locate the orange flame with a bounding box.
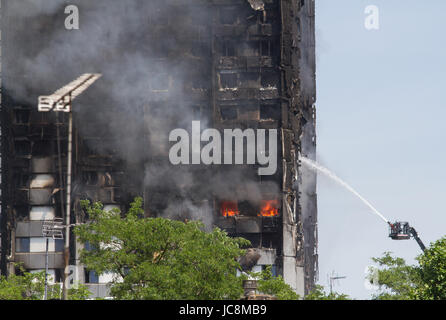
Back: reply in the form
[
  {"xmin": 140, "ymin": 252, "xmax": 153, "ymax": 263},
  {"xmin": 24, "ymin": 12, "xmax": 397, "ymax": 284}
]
[
  {"xmin": 221, "ymin": 201, "xmax": 240, "ymax": 217},
  {"xmin": 258, "ymin": 200, "xmax": 279, "ymax": 217}
]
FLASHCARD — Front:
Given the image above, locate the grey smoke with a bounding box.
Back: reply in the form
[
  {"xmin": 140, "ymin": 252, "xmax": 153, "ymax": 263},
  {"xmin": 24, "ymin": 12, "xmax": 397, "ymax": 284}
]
[
  {"xmin": 4, "ymin": 0, "xmax": 280, "ymax": 228},
  {"xmin": 7, "ymin": 0, "xmax": 65, "ymax": 18}
]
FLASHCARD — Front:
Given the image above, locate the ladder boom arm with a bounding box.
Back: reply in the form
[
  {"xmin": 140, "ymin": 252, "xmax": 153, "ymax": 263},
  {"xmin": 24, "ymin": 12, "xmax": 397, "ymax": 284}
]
[{"xmin": 409, "ymin": 227, "xmax": 426, "ymax": 252}]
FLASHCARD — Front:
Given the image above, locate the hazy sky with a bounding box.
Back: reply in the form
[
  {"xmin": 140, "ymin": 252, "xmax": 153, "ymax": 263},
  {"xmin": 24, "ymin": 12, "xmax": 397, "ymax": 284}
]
[{"xmin": 315, "ymin": 0, "xmax": 446, "ymax": 299}]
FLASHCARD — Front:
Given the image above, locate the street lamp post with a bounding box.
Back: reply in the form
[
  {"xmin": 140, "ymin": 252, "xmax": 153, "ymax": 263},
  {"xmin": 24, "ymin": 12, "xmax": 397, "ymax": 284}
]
[
  {"xmin": 38, "ymin": 73, "xmax": 102, "ymax": 299},
  {"xmin": 42, "ymin": 218, "xmax": 64, "ymax": 300}
]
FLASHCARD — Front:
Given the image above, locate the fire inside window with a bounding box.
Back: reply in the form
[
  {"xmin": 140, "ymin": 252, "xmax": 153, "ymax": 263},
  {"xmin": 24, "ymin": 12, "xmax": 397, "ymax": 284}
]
[
  {"xmin": 221, "ymin": 201, "xmax": 240, "ymax": 217},
  {"xmin": 220, "ymin": 200, "xmax": 279, "ymax": 217},
  {"xmin": 258, "ymin": 200, "xmax": 279, "ymax": 217}
]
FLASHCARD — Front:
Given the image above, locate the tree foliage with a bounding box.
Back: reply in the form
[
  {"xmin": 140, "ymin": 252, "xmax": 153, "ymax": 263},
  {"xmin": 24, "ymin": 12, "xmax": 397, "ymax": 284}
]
[
  {"xmin": 74, "ymin": 197, "xmax": 250, "ymax": 300},
  {"xmin": 304, "ymin": 285, "xmax": 350, "ymax": 300},
  {"xmin": 251, "ymin": 266, "xmax": 300, "ymax": 300},
  {"xmin": 0, "ymin": 267, "xmax": 90, "ymax": 300},
  {"xmin": 414, "ymin": 236, "xmax": 446, "ymax": 299},
  {"xmin": 369, "ymin": 252, "xmax": 420, "ymax": 300},
  {"xmin": 369, "ymin": 236, "xmax": 446, "ymax": 300}
]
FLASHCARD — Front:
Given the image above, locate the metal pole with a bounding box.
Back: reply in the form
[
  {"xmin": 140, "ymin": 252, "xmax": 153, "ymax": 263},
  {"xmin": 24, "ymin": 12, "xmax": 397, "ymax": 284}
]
[
  {"xmin": 44, "ymin": 237, "xmax": 49, "ymax": 300},
  {"xmin": 63, "ymin": 111, "xmax": 73, "ymax": 300},
  {"xmin": 329, "ymin": 277, "xmax": 333, "ymax": 294},
  {"xmin": 329, "ymin": 275, "xmax": 346, "ymax": 295}
]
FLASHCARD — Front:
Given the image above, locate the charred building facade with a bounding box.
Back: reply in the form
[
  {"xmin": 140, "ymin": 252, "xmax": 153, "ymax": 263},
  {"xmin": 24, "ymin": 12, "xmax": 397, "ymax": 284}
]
[{"xmin": 0, "ymin": 0, "xmax": 317, "ymax": 297}]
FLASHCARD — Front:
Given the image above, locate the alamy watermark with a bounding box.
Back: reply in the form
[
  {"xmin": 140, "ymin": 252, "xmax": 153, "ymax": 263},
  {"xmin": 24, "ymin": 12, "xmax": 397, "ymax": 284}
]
[
  {"xmin": 365, "ymin": 5, "xmax": 380, "ymax": 30},
  {"xmin": 65, "ymin": 5, "xmax": 79, "ymax": 30},
  {"xmin": 169, "ymin": 121, "xmax": 277, "ymax": 176}
]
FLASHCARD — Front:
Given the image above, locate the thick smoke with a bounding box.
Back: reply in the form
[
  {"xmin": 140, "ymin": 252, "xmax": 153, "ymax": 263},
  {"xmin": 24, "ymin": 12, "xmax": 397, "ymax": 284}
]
[
  {"xmin": 4, "ymin": 0, "xmax": 279, "ymax": 227},
  {"xmin": 7, "ymin": 0, "xmax": 65, "ymax": 17}
]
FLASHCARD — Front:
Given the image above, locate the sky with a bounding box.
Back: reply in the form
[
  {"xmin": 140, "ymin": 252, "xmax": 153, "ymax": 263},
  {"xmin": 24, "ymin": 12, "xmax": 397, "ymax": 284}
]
[{"xmin": 315, "ymin": 0, "xmax": 446, "ymax": 299}]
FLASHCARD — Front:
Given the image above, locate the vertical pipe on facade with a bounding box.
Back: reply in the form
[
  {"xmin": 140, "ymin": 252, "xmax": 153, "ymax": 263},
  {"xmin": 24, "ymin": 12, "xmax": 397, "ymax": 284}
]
[
  {"xmin": 63, "ymin": 111, "xmax": 73, "ymax": 300},
  {"xmin": 44, "ymin": 237, "xmax": 49, "ymax": 300}
]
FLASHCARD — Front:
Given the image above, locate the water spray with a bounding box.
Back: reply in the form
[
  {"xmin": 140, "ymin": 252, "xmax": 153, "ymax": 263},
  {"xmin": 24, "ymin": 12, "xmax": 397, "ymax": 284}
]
[
  {"xmin": 299, "ymin": 156, "xmax": 426, "ymax": 252},
  {"xmin": 300, "ymin": 156, "xmax": 389, "ymax": 224}
]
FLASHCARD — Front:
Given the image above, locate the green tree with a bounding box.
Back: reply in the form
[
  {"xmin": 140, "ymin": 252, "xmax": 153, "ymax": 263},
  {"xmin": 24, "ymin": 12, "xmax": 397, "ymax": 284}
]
[
  {"xmin": 369, "ymin": 236, "xmax": 446, "ymax": 300},
  {"xmin": 304, "ymin": 285, "xmax": 350, "ymax": 300},
  {"xmin": 368, "ymin": 252, "xmax": 420, "ymax": 300},
  {"xmin": 0, "ymin": 267, "xmax": 90, "ymax": 300},
  {"xmin": 414, "ymin": 236, "xmax": 446, "ymax": 300},
  {"xmin": 68, "ymin": 283, "xmax": 93, "ymax": 300},
  {"xmin": 251, "ymin": 266, "xmax": 300, "ymax": 300},
  {"xmin": 74, "ymin": 197, "xmax": 250, "ymax": 300}
]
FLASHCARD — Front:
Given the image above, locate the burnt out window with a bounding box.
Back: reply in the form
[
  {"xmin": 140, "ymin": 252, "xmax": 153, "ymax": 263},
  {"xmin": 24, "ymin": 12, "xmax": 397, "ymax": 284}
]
[
  {"xmin": 14, "ymin": 206, "xmax": 29, "ymax": 219},
  {"xmin": 220, "ymin": 73, "xmax": 238, "ymax": 89},
  {"xmin": 261, "ymin": 41, "xmax": 271, "ymax": 56},
  {"xmin": 98, "ymin": 189, "xmax": 114, "ymax": 203},
  {"xmin": 32, "ymin": 141, "xmax": 52, "ymax": 156},
  {"xmin": 240, "ymin": 73, "xmax": 260, "ymax": 88},
  {"xmin": 238, "ymin": 104, "xmax": 259, "ymax": 120},
  {"xmin": 14, "ymin": 109, "xmax": 30, "ymax": 124},
  {"xmin": 244, "ymin": 41, "xmax": 260, "ymax": 56},
  {"xmin": 84, "ymin": 140, "xmax": 101, "ymax": 156},
  {"xmin": 14, "ymin": 140, "xmax": 31, "ymax": 156},
  {"xmin": 220, "ymin": 106, "xmax": 237, "ymax": 120},
  {"xmin": 13, "ymin": 173, "xmax": 29, "ymax": 188},
  {"xmin": 260, "ymin": 104, "xmax": 281, "ymax": 120},
  {"xmin": 222, "ymin": 42, "xmax": 235, "ymax": 57},
  {"xmin": 192, "ymin": 76, "xmax": 209, "ymax": 90},
  {"xmin": 220, "ymin": 7, "xmax": 238, "ymax": 24},
  {"xmin": 82, "ymin": 172, "xmax": 98, "ymax": 185},
  {"xmin": 261, "ymin": 72, "xmax": 280, "ymax": 88},
  {"xmin": 30, "ymin": 110, "xmax": 56, "ymax": 124}
]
